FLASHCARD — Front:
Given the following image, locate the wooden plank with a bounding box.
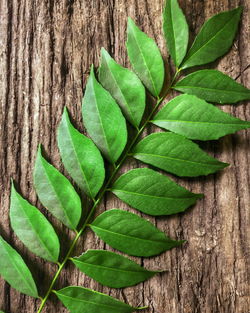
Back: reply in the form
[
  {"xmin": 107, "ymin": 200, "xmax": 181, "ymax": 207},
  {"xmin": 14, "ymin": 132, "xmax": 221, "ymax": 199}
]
[{"xmin": 0, "ymin": 0, "xmax": 249, "ymax": 312}]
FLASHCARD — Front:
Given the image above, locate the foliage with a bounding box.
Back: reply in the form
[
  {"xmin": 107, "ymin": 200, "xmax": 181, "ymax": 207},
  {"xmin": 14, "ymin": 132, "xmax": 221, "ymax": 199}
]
[{"xmin": 0, "ymin": 1, "xmax": 249, "ymax": 312}]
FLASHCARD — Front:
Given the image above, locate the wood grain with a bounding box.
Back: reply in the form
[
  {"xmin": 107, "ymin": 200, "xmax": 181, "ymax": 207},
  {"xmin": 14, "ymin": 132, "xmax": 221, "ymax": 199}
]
[{"xmin": 0, "ymin": 0, "xmax": 249, "ymax": 312}]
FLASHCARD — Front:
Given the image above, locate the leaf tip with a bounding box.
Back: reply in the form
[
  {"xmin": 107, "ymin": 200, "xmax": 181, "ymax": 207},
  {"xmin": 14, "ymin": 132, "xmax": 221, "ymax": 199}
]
[
  {"xmin": 196, "ymin": 193, "xmax": 204, "ymax": 199},
  {"xmin": 136, "ymin": 305, "xmax": 148, "ymax": 310}
]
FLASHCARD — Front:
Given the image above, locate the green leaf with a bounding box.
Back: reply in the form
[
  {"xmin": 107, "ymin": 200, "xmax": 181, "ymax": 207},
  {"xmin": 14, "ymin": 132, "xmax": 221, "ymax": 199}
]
[
  {"xmin": 54, "ymin": 286, "xmax": 144, "ymax": 313},
  {"xmin": 33, "ymin": 146, "xmax": 82, "ymax": 230},
  {"xmin": 72, "ymin": 249, "xmax": 157, "ymax": 288},
  {"xmin": 82, "ymin": 66, "xmax": 127, "ymax": 164},
  {"xmin": 173, "ymin": 70, "xmax": 250, "ymax": 103},
  {"xmin": 90, "ymin": 209, "xmax": 183, "ymax": 257},
  {"xmin": 98, "ymin": 48, "xmax": 146, "ymax": 128},
  {"xmin": 152, "ymin": 94, "xmax": 250, "ymax": 140},
  {"xmin": 58, "ymin": 108, "xmax": 105, "ymax": 198},
  {"xmin": 181, "ymin": 7, "xmax": 242, "ymax": 69},
  {"xmin": 111, "ymin": 168, "xmax": 203, "ymax": 215},
  {"xmin": 10, "ymin": 184, "xmax": 60, "ymax": 263},
  {"xmin": 0, "ymin": 236, "xmax": 38, "ymax": 298},
  {"xmin": 126, "ymin": 17, "xmax": 165, "ymax": 97},
  {"xmin": 163, "ymin": 0, "xmax": 189, "ymax": 67},
  {"xmin": 132, "ymin": 132, "xmax": 228, "ymax": 177}
]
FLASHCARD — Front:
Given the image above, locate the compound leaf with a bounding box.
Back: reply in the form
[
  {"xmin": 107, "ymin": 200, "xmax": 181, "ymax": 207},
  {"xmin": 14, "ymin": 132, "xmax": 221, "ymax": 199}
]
[
  {"xmin": 152, "ymin": 94, "xmax": 250, "ymax": 140},
  {"xmin": 132, "ymin": 132, "xmax": 228, "ymax": 176},
  {"xmin": 34, "ymin": 146, "xmax": 82, "ymax": 230},
  {"xmin": 82, "ymin": 66, "xmax": 127, "ymax": 164},
  {"xmin": 54, "ymin": 286, "xmax": 144, "ymax": 313},
  {"xmin": 173, "ymin": 70, "xmax": 250, "ymax": 103},
  {"xmin": 181, "ymin": 7, "xmax": 242, "ymax": 69},
  {"xmin": 99, "ymin": 48, "xmax": 146, "ymax": 128},
  {"xmin": 163, "ymin": 0, "xmax": 189, "ymax": 67},
  {"xmin": 0, "ymin": 236, "xmax": 38, "ymax": 298},
  {"xmin": 72, "ymin": 249, "xmax": 158, "ymax": 288},
  {"xmin": 111, "ymin": 168, "xmax": 202, "ymax": 215},
  {"xmin": 58, "ymin": 108, "xmax": 105, "ymax": 199},
  {"xmin": 10, "ymin": 184, "xmax": 60, "ymax": 263},
  {"xmin": 90, "ymin": 209, "xmax": 183, "ymax": 257},
  {"xmin": 126, "ymin": 17, "xmax": 165, "ymax": 97}
]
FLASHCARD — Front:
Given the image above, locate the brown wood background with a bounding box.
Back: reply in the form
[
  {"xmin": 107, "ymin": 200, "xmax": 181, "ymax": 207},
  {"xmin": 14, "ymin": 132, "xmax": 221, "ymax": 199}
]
[{"xmin": 0, "ymin": 0, "xmax": 249, "ymax": 312}]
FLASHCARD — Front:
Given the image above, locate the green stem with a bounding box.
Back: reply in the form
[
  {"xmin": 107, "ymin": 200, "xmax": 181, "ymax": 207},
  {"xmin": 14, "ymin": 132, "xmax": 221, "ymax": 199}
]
[{"xmin": 36, "ymin": 75, "xmax": 177, "ymax": 313}]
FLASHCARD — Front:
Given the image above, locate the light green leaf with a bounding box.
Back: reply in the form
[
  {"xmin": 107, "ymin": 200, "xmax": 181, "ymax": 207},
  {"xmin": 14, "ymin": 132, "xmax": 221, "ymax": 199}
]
[
  {"xmin": 126, "ymin": 17, "xmax": 165, "ymax": 97},
  {"xmin": 181, "ymin": 7, "xmax": 242, "ymax": 69},
  {"xmin": 163, "ymin": 0, "xmax": 189, "ymax": 67},
  {"xmin": 98, "ymin": 48, "xmax": 146, "ymax": 128},
  {"xmin": 152, "ymin": 94, "xmax": 250, "ymax": 140},
  {"xmin": 90, "ymin": 209, "xmax": 183, "ymax": 257},
  {"xmin": 54, "ymin": 286, "xmax": 144, "ymax": 313},
  {"xmin": 111, "ymin": 168, "xmax": 203, "ymax": 215},
  {"xmin": 33, "ymin": 146, "xmax": 82, "ymax": 230},
  {"xmin": 0, "ymin": 236, "xmax": 38, "ymax": 298},
  {"xmin": 82, "ymin": 66, "xmax": 127, "ymax": 164},
  {"xmin": 10, "ymin": 184, "xmax": 60, "ymax": 263},
  {"xmin": 173, "ymin": 70, "xmax": 250, "ymax": 103},
  {"xmin": 58, "ymin": 108, "xmax": 105, "ymax": 198},
  {"xmin": 132, "ymin": 132, "xmax": 228, "ymax": 176},
  {"xmin": 72, "ymin": 249, "xmax": 157, "ymax": 288}
]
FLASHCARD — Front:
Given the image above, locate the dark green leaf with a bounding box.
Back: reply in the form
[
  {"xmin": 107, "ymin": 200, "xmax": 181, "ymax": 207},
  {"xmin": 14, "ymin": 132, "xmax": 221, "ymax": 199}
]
[
  {"xmin": 10, "ymin": 184, "xmax": 60, "ymax": 263},
  {"xmin": 181, "ymin": 7, "xmax": 242, "ymax": 69},
  {"xmin": 90, "ymin": 209, "xmax": 183, "ymax": 257},
  {"xmin": 58, "ymin": 108, "xmax": 105, "ymax": 198},
  {"xmin": 0, "ymin": 236, "xmax": 38, "ymax": 298},
  {"xmin": 34, "ymin": 146, "xmax": 82, "ymax": 230},
  {"xmin": 132, "ymin": 132, "xmax": 228, "ymax": 176},
  {"xmin": 126, "ymin": 17, "xmax": 165, "ymax": 97},
  {"xmin": 72, "ymin": 249, "xmax": 157, "ymax": 288},
  {"xmin": 82, "ymin": 66, "xmax": 127, "ymax": 164},
  {"xmin": 98, "ymin": 48, "xmax": 146, "ymax": 128},
  {"xmin": 152, "ymin": 94, "xmax": 250, "ymax": 140},
  {"xmin": 173, "ymin": 70, "xmax": 250, "ymax": 103},
  {"xmin": 111, "ymin": 168, "xmax": 203, "ymax": 215},
  {"xmin": 54, "ymin": 286, "xmax": 145, "ymax": 313},
  {"xmin": 163, "ymin": 0, "xmax": 189, "ymax": 67}
]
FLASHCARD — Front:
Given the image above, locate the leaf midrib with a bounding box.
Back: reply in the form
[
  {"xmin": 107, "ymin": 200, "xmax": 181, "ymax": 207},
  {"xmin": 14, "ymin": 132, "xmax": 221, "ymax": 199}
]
[
  {"xmin": 175, "ymin": 84, "xmax": 250, "ymax": 95},
  {"xmin": 15, "ymin": 195, "xmax": 56, "ymax": 261},
  {"xmin": 153, "ymin": 119, "xmax": 248, "ymax": 127},
  {"xmin": 91, "ymin": 78, "xmax": 112, "ymax": 161},
  {"xmin": 41, "ymin": 159, "xmax": 74, "ymax": 228},
  {"xmin": 103, "ymin": 58, "xmax": 137, "ymax": 126},
  {"xmin": 129, "ymin": 23, "xmax": 158, "ymax": 96},
  {"xmin": 134, "ymin": 152, "xmax": 221, "ymax": 167},
  {"xmin": 91, "ymin": 225, "xmax": 166, "ymax": 245},
  {"xmin": 73, "ymin": 259, "xmax": 149, "ymax": 274},
  {"xmin": 57, "ymin": 293, "xmax": 130, "ymax": 310},
  {"xmin": 2, "ymin": 241, "xmax": 36, "ymax": 295},
  {"xmin": 65, "ymin": 122, "xmax": 93, "ymax": 198},
  {"xmin": 112, "ymin": 188, "xmax": 197, "ymax": 200}
]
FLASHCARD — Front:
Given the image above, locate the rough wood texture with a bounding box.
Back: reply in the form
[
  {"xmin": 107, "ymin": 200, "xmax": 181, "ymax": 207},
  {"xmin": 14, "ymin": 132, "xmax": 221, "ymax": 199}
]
[{"xmin": 0, "ymin": 0, "xmax": 249, "ymax": 312}]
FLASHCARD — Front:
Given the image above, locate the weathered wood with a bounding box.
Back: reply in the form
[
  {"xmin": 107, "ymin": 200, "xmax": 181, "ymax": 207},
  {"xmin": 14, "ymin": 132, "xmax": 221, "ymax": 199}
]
[{"xmin": 0, "ymin": 0, "xmax": 249, "ymax": 312}]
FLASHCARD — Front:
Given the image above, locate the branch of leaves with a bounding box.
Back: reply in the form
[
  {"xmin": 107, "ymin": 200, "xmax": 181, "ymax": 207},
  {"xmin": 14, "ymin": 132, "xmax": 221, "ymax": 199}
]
[{"xmin": 1, "ymin": 1, "xmax": 250, "ymax": 312}]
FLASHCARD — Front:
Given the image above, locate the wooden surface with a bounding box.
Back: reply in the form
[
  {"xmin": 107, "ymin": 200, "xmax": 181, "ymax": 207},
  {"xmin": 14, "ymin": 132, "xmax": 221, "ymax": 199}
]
[{"xmin": 0, "ymin": 0, "xmax": 249, "ymax": 312}]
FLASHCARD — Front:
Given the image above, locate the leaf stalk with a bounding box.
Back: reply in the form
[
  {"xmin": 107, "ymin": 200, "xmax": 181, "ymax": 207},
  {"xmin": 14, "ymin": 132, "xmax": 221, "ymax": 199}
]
[{"xmin": 36, "ymin": 72, "xmax": 178, "ymax": 313}]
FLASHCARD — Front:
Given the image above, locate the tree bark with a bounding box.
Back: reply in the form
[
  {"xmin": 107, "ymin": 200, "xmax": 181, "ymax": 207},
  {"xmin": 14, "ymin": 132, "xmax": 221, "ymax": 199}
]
[{"xmin": 0, "ymin": 0, "xmax": 249, "ymax": 312}]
